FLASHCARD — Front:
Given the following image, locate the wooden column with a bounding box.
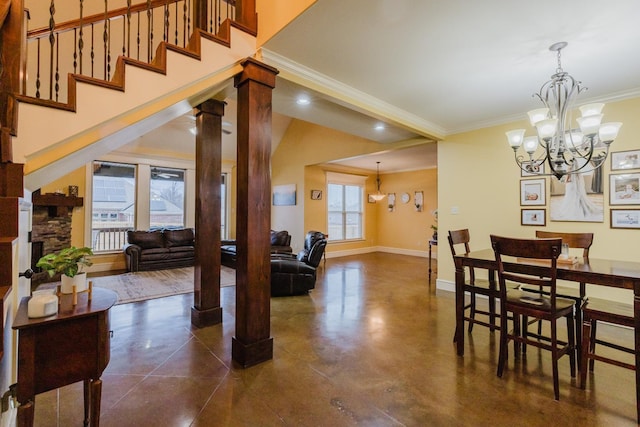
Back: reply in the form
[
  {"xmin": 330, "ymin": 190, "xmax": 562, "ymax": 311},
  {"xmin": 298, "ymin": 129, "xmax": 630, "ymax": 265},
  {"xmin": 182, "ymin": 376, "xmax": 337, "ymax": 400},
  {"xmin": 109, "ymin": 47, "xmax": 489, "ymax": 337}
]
[
  {"xmin": 191, "ymin": 99, "xmax": 224, "ymax": 327},
  {"xmin": 232, "ymin": 58, "xmax": 278, "ymax": 368},
  {"xmin": 0, "ymin": 0, "xmax": 25, "ymax": 161}
]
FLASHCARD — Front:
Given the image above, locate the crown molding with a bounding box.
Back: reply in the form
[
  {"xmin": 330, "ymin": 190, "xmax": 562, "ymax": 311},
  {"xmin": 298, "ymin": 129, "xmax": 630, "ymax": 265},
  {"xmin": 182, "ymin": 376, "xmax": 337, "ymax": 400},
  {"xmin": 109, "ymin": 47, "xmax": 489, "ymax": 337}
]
[{"xmin": 261, "ymin": 49, "xmax": 446, "ymax": 140}]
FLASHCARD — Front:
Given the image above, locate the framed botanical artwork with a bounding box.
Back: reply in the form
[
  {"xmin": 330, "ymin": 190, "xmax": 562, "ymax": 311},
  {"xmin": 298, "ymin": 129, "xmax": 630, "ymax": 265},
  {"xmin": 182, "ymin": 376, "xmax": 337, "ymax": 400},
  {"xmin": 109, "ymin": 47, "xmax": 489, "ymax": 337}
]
[
  {"xmin": 611, "ymin": 150, "xmax": 640, "ymax": 171},
  {"xmin": 521, "ymin": 161, "xmax": 545, "ymax": 177},
  {"xmin": 610, "ymin": 209, "xmax": 640, "ymax": 229},
  {"xmin": 414, "ymin": 191, "xmax": 424, "ymax": 212},
  {"xmin": 520, "ymin": 178, "xmax": 546, "ymax": 206},
  {"xmin": 310, "ymin": 189, "xmax": 322, "ymax": 200},
  {"xmin": 609, "ymin": 173, "xmax": 640, "ymax": 205},
  {"xmin": 521, "ymin": 209, "xmax": 546, "ymax": 226}
]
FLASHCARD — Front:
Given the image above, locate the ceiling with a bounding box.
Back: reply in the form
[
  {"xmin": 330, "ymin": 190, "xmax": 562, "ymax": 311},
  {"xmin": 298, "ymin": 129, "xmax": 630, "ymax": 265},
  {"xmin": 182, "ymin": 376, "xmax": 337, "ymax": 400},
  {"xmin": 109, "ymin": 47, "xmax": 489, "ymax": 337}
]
[{"xmin": 136, "ymin": 0, "xmax": 640, "ymax": 173}]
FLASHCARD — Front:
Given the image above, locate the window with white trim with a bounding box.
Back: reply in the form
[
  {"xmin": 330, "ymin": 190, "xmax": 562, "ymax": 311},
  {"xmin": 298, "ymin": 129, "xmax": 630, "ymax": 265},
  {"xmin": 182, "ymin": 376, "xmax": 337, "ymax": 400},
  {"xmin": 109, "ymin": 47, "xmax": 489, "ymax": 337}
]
[{"xmin": 327, "ymin": 172, "xmax": 366, "ymax": 241}]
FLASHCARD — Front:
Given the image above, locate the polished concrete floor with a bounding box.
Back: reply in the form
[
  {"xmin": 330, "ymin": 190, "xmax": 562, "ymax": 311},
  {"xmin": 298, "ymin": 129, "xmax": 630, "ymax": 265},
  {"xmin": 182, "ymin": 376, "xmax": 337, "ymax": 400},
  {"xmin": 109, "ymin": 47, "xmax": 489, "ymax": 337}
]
[{"xmin": 32, "ymin": 253, "xmax": 636, "ymax": 426}]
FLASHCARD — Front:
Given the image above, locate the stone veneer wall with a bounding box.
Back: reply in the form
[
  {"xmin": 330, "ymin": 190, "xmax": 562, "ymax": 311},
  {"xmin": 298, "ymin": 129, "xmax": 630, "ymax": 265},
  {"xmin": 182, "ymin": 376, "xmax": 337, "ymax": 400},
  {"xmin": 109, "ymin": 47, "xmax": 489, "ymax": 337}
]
[{"xmin": 31, "ymin": 207, "xmax": 73, "ymax": 284}]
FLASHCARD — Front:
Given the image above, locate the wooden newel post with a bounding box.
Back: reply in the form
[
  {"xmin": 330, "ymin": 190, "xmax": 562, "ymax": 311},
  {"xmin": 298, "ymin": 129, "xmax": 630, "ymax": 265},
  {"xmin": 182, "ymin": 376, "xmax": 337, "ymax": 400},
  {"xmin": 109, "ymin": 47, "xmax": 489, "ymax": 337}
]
[
  {"xmin": 191, "ymin": 99, "xmax": 225, "ymax": 327},
  {"xmin": 232, "ymin": 58, "xmax": 278, "ymax": 368}
]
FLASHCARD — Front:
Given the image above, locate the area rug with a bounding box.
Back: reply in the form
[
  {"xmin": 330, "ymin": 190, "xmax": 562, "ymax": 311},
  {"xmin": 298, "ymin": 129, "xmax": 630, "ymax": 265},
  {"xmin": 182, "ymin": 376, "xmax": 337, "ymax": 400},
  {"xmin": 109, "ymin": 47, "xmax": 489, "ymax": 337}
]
[{"xmin": 38, "ymin": 266, "xmax": 235, "ymax": 305}]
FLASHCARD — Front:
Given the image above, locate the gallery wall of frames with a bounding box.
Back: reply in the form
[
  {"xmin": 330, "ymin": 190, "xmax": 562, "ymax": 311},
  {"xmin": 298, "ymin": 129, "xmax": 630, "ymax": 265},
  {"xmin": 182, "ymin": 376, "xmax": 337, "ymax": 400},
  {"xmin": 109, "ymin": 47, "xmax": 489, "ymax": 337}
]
[{"xmin": 518, "ymin": 149, "xmax": 640, "ymax": 229}]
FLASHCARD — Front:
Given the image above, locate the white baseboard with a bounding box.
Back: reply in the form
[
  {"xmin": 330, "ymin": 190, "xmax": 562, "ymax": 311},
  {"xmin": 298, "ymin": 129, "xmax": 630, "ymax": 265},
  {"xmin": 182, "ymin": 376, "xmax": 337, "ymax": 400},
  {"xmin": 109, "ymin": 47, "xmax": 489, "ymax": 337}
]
[{"xmin": 326, "ymin": 246, "xmax": 432, "ymax": 259}]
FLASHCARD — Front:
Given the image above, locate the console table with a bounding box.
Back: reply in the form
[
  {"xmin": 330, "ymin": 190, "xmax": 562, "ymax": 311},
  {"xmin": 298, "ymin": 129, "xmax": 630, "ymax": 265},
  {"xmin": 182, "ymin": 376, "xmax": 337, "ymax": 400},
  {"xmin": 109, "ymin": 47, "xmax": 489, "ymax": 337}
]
[{"xmin": 13, "ymin": 287, "xmax": 117, "ymax": 427}]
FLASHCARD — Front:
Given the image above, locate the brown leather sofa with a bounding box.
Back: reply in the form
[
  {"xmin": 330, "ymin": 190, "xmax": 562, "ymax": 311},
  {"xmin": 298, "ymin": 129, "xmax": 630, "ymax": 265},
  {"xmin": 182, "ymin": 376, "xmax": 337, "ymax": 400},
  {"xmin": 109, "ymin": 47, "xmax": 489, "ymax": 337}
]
[
  {"xmin": 221, "ymin": 229, "xmax": 292, "ymax": 268},
  {"xmin": 124, "ymin": 228, "xmax": 195, "ymax": 272},
  {"xmin": 270, "ymin": 231, "xmax": 327, "ymax": 296}
]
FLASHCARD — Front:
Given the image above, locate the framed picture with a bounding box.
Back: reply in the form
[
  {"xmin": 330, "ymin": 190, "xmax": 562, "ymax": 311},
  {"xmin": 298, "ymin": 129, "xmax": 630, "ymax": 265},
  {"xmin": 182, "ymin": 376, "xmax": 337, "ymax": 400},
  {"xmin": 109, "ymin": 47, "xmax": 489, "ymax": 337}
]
[
  {"xmin": 611, "ymin": 209, "xmax": 640, "ymax": 229},
  {"xmin": 549, "ymin": 170, "xmax": 604, "ymax": 223},
  {"xmin": 521, "ymin": 209, "xmax": 546, "ymax": 226},
  {"xmin": 273, "ymin": 184, "xmax": 296, "ymax": 206},
  {"xmin": 310, "ymin": 189, "xmax": 322, "ymax": 200},
  {"xmin": 387, "ymin": 193, "xmax": 396, "ymax": 211},
  {"xmin": 611, "ymin": 150, "xmax": 640, "ymax": 171},
  {"xmin": 609, "ymin": 173, "xmax": 640, "ymax": 205},
  {"xmin": 521, "ymin": 161, "xmax": 545, "ymax": 177},
  {"xmin": 520, "ymin": 178, "xmax": 546, "ymax": 206},
  {"xmin": 414, "ymin": 191, "xmax": 424, "ymax": 212}
]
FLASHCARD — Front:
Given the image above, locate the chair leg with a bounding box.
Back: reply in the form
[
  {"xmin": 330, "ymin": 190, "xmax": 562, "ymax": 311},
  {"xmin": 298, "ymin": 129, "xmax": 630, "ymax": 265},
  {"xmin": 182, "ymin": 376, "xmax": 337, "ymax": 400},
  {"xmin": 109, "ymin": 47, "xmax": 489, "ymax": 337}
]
[
  {"xmin": 513, "ymin": 314, "xmax": 521, "ymax": 357},
  {"xmin": 468, "ymin": 290, "xmax": 476, "ymax": 333},
  {"xmin": 567, "ymin": 313, "xmax": 576, "ymax": 378},
  {"xmin": 580, "ymin": 315, "xmax": 592, "ymax": 389},
  {"xmin": 497, "ymin": 310, "xmax": 509, "ymax": 378},
  {"xmin": 521, "ymin": 315, "xmax": 528, "ymax": 355},
  {"xmin": 488, "ymin": 294, "xmax": 496, "ymax": 331},
  {"xmin": 550, "ymin": 320, "xmax": 560, "ymax": 400},
  {"xmin": 589, "ymin": 319, "xmax": 597, "ymax": 372}
]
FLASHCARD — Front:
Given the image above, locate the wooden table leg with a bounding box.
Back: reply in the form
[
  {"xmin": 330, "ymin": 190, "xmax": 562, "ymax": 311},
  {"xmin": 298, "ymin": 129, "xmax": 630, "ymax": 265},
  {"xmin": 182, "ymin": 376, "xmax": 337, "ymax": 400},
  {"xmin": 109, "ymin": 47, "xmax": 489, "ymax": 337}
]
[
  {"xmin": 90, "ymin": 379, "xmax": 102, "ymax": 427},
  {"xmin": 17, "ymin": 400, "xmax": 35, "ymax": 427},
  {"xmin": 454, "ymin": 261, "xmax": 465, "ymax": 356},
  {"xmin": 84, "ymin": 379, "xmax": 91, "ymax": 427}
]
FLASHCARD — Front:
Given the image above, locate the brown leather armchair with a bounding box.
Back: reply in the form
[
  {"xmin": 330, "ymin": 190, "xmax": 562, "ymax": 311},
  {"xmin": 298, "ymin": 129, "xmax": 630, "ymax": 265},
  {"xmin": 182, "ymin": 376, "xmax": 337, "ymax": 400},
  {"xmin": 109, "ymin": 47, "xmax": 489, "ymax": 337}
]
[{"xmin": 270, "ymin": 231, "xmax": 327, "ymax": 296}]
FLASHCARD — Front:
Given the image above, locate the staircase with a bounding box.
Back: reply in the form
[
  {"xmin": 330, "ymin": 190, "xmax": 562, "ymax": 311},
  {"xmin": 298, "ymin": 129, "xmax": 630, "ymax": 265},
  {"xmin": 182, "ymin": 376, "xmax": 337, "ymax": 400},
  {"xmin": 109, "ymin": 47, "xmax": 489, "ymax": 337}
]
[{"xmin": 13, "ymin": 0, "xmax": 259, "ymax": 191}]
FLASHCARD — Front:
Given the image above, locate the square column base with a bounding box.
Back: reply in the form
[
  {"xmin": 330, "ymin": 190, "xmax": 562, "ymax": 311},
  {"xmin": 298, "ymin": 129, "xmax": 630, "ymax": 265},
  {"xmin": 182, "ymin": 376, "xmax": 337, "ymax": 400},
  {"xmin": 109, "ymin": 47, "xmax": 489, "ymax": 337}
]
[
  {"xmin": 190, "ymin": 306, "xmax": 222, "ymax": 328},
  {"xmin": 232, "ymin": 336, "xmax": 273, "ymax": 368}
]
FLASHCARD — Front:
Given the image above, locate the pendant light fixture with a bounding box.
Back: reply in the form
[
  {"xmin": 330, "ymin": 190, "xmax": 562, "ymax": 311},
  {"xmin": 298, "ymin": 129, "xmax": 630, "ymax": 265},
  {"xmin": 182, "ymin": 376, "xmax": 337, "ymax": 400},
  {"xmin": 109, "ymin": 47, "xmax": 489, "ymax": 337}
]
[{"xmin": 370, "ymin": 162, "xmax": 386, "ymax": 201}]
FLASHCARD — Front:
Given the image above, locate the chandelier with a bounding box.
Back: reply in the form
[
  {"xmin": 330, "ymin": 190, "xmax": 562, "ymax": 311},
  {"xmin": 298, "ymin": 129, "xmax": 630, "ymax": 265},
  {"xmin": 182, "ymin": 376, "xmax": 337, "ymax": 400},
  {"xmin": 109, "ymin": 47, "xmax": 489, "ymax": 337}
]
[
  {"xmin": 506, "ymin": 42, "xmax": 622, "ymax": 180},
  {"xmin": 370, "ymin": 161, "xmax": 386, "ymax": 201}
]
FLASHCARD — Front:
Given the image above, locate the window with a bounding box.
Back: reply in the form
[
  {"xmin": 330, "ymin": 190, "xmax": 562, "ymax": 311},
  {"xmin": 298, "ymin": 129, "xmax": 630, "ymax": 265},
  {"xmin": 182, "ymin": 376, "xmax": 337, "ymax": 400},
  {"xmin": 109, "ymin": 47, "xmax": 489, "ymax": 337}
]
[
  {"xmin": 91, "ymin": 161, "xmax": 136, "ymax": 252},
  {"xmin": 327, "ymin": 177, "xmax": 364, "ymax": 241},
  {"xmin": 150, "ymin": 167, "xmax": 185, "ymax": 228}
]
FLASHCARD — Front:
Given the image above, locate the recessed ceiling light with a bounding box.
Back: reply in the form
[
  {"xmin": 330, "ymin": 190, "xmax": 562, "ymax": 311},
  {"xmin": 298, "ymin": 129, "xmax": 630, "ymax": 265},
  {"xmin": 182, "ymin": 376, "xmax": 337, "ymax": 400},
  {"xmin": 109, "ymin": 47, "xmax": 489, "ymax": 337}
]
[
  {"xmin": 296, "ymin": 96, "xmax": 311, "ymax": 106},
  {"xmin": 374, "ymin": 123, "xmax": 386, "ymax": 131}
]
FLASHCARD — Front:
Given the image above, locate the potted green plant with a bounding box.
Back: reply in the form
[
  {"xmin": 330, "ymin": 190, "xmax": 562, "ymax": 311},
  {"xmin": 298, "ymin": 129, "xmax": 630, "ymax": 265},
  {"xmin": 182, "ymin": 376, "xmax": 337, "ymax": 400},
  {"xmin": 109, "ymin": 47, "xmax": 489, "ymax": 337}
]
[
  {"xmin": 431, "ymin": 209, "xmax": 438, "ymax": 240},
  {"xmin": 36, "ymin": 246, "xmax": 94, "ymax": 293}
]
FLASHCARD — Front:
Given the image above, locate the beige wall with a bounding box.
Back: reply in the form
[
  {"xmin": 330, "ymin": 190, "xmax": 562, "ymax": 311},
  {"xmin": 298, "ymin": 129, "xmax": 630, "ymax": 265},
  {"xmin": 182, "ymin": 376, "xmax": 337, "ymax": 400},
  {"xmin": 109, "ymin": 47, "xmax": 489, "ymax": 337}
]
[
  {"xmin": 257, "ymin": 0, "xmax": 317, "ymax": 46},
  {"xmin": 271, "ymin": 118, "xmax": 434, "ymax": 252},
  {"xmin": 376, "ymin": 168, "xmax": 437, "ymax": 254},
  {"xmin": 437, "ymin": 96, "xmax": 640, "ymax": 302}
]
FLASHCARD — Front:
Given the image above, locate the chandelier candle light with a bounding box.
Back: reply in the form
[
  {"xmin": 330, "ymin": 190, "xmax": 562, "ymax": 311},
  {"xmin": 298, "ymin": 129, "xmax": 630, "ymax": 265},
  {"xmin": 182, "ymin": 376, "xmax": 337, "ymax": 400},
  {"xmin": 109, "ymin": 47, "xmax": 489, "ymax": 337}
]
[
  {"xmin": 506, "ymin": 42, "xmax": 622, "ymax": 180},
  {"xmin": 370, "ymin": 161, "xmax": 386, "ymax": 201}
]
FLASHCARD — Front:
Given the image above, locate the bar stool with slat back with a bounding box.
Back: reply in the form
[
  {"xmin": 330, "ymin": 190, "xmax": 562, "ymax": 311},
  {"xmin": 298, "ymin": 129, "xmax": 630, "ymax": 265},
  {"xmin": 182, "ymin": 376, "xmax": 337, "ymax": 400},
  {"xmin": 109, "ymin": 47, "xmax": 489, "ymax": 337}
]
[
  {"xmin": 522, "ymin": 231, "xmax": 593, "ymax": 365},
  {"xmin": 580, "ymin": 298, "xmax": 637, "ymax": 421},
  {"xmin": 491, "ymin": 235, "xmax": 576, "ymax": 400},
  {"xmin": 448, "ymin": 229, "xmax": 518, "ymax": 337}
]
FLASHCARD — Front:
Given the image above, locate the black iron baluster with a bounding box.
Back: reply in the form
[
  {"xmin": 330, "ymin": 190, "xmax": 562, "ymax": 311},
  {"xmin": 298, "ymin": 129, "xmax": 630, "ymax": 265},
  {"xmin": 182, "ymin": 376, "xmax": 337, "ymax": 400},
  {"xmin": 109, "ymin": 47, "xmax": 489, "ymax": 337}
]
[
  {"xmin": 79, "ymin": 0, "xmax": 84, "ymax": 74},
  {"xmin": 73, "ymin": 28, "xmax": 77, "ymax": 74},
  {"xmin": 55, "ymin": 33, "xmax": 59, "ymax": 101},
  {"xmin": 164, "ymin": 0, "xmax": 169, "ymax": 43},
  {"xmin": 91, "ymin": 23, "xmax": 95, "ymax": 77},
  {"xmin": 147, "ymin": 0, "xmax": 153, "ymax": 62},
  {"xmin": 103, "ymin": 0, "xmax": 108, "ymax": 80},
  {"xmin": 126, "ymin": 0, "xmax": 132, "ymax": 57},
  {"xmin": 48, "ymin": 0, "xmax": 56, "ymax": 100},
  {"xmin": 183, "ymin": 0, "xmax": 188, "ymax": 48},
  {"xmin": 174, "ymin": 1, "xmax": 178, "ymax": 45},
  {"xmin": 136, "ymin": 11, "xmax": 141, "ymax": 60},
  {"xmin": 209, "ymin": 0, "xmax": 214, "ymax": 33},
  {"xmin": 184, "ymin": 0, "xmax": 191, "ymax": 44},
  {"xmin": 107, "ymin": 19, "xmax": 111, "ymax": 80},
  {"xmin": 36, "ymin": 39, "xmax": 41, "ymax": 99}
]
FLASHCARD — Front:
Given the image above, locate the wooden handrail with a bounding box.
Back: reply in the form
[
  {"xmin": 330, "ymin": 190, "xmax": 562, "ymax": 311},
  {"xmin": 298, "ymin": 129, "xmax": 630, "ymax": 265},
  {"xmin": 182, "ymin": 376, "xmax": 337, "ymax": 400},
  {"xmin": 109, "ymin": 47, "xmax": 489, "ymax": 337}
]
[{"xmin": 27, "ymin": 0, "xmax": 235, "ymax": 39}]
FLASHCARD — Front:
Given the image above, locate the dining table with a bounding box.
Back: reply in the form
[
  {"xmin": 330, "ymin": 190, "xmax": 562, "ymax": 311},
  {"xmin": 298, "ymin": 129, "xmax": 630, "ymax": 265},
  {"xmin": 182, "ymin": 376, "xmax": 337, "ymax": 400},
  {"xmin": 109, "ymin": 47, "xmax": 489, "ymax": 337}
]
[{"xmin": 453, "ymin": 248, "xmax": 640, "ymax": 421}]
